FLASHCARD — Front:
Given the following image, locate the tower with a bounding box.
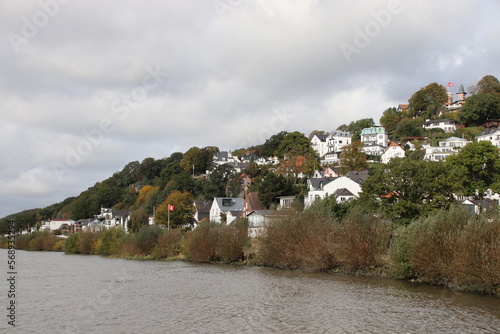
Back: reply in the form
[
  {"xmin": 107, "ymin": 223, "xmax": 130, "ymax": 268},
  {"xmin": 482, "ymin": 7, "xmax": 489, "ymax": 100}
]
[{"xmin": 457, "ymin": 83, "xmax": 467, "ymax": 102}]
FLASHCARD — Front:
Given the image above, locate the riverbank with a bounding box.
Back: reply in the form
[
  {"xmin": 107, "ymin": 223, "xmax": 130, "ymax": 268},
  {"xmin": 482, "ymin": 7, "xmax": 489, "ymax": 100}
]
[{"xmin": 2, "ymin": 206, "xmax": 499, "ymax": 296}]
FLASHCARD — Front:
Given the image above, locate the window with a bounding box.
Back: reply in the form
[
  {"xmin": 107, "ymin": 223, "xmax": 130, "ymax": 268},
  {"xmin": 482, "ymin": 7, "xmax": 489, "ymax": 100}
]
[{"xmin": 222, "ymin": 199, "xmax": 232, "ymax": 206}]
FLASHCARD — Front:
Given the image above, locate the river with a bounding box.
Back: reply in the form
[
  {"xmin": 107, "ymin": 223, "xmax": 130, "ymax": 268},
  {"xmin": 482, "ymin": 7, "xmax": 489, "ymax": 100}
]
[{"xmin": 0, "ymin": 250, "xmax": 498, "ymax": 333}]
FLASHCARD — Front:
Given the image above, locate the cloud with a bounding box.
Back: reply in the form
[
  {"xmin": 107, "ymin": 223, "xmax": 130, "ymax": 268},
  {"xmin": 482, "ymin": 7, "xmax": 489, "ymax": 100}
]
[{"xmin": 0, "ymin": 0, "xmax": 499, "ymax": 217}]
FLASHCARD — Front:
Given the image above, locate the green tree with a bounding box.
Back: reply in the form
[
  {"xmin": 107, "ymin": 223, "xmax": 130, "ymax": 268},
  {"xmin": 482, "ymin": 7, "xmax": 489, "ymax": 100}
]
[
  {"xmin": 379, "ymin": 107, "xmax": 402, "ymax": 137},
  {"xmin": 446, "ymin": 141, "xmax": 500, "ymax": 198},
  {"xmin": 203, "ymin": 164, "xmax": 236, "ymax": 198},
  {"xmin": 339, "ymin": 141, "xmax": 368, "ymax": 174},
  {"xmin": 338, "ymin": 118, "xmax": 375, "ymax": 141},
  {"xmin": 459, "ymin": 93, "xmax": 500, "ymax": 126},
  {"xmin": 408, "ymin": 82, "xmax": 447, "ymax": 118},
  {"xmin": 180, "ymin": 146, "xmax": 217, "ymax": 175},
  {"xmin": 361, "ymin": 158, "xmax": 455, "ymax": 223},
  {"xmin": 275, "ymin": 131, "xmax": 312, "ymax": 158},
  {"xmin": 262, "ymin": 131, "xmax": 288, "ymax": 157},
  {"xmin": 476, "ymin": 75, "xmax": 500, "ymax": 95},
  {"xmin": 394, "ymin": 118, "xmax": 423, "ymax": 140},
  {"xmin": 258, "ymin": 173, "xmax": 296, "ymax": 208}
]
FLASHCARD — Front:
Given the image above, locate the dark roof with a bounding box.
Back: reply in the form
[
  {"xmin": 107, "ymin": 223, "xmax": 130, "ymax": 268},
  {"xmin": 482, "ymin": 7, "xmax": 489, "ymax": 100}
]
[
  {"xmin": 458, "ymin": 83, "xmax": 466, "ymax": 94},
  {"xmin": 247, "ymin": 210, "xmax": 282, "ymax": 217},
  {"xmin": 343, "ymin": 170, "xmax": 369, "ymax": 183},
  {"xmin": 246, "ymin": 192, "xmax": 266, "ymax": 211},
  {"xmin": 333, "ymin": 188, "xmax": 354, "ymax": 197},
  {"xmin": 309, "ymin": 177, "xmax": 335, "ymax": 189}
]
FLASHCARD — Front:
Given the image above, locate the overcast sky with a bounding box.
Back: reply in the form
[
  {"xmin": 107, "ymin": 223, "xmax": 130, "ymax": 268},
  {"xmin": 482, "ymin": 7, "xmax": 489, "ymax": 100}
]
[{"xmin": 1, "ymin": 0, "xmax": 499, "ymax": 218}]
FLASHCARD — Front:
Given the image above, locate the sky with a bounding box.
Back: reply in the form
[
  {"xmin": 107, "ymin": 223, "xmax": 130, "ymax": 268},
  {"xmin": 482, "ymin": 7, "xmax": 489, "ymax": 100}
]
[{"xmin": 1, "ymin": 0, "xmax": 500, "ymax": 218}]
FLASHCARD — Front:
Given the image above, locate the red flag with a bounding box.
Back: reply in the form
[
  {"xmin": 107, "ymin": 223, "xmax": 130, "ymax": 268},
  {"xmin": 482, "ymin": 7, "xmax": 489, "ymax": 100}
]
[
  {"xmin": 447, "ymin": 82, "xmax": 454, "ymax": 87},
  {"xmin": 168, "ymin": 204, "xmax": 175, "ymax": 211}
]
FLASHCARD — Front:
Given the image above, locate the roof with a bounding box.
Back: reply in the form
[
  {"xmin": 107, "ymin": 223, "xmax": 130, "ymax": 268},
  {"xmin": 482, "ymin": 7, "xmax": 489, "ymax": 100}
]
[
  {"xmin": 195, "ymin": 200, "xmax": 213, "ymax": 212},
  {"xmin": 329, "ymin": 130, "xmax": 351, "ymax": 137},
  {"xmin": 333, "ymin": 188, "xmax": 355, "ymax": 197},
  {"xmin": 214, "ymin": 197, "xmax": 244, "ymax": 211},
  {"xmin": 309, "ymin": 177, "xmax": 335, "ymax": 189},
  {"xmin": 245, "ymin": 192, "xmax": 266, "ymax": 211},
  {"xmin": 442, "ymin": 136, "xmax": 469, "ymax": 142},
  {"xmin": 247, "ymin": 210, "xmax": 283, "ymax": 217},
  {"xmin": 343, "ymin": 170, "xmax": 369, "ymax": 183},
  {"xmin": 423, "ymin": 119, "xmax": 458, "ymax": 125},
  {"xmin": 458, "ymin": 83, "xmax": 466, "ymax": 94},
  {"xmin": 361, "ymin": 126, "xmax": 387, "ymax": 135},
  {"xmin": 478, "ymin": 128, "xmax": 500, "ymax": 136}
]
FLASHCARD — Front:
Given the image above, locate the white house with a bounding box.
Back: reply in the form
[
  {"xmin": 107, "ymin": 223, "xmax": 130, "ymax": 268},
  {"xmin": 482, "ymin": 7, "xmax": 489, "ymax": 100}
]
[
  {"xmin": 422, "ymin": 119, "xmax": 459, "ymax": 133},
  {"xmin": 360, "ymin": 126, "xmax": 388, "ymax": 155},
  {"xmin": 424, "ymin": 137, "xmax": 471, "ymax": 161},
  {"xmin": 327, "ymin": 130, "xmax": 352, "ymax": 153},
  {"xmin": 247, "ymin": 210, "xmax": 283, "ymax": 238},
  {"xmin": 305, "ymin": 176, "xmax": 362, "ymax": 207},
  {"xmin": 477, "ymin": 128, "xmax": 500, "ymax": 148},
  {"xmin": 381, "ymin": 142, "xmax": 405, "ymax": 164},
  {"xmin": 40, "ymin": 219, "xmax": 76, "ymax": 232},
  {"xmin": 95, "ymin": 208, "xmax": 130, "ymax": 232},
  {"xmin": 311, "ymin": 134, "xmax": 329, "ymax": 158},
  {"xmin": 209, "ymin": 198, "xmax": 245, "ymax": 224}
]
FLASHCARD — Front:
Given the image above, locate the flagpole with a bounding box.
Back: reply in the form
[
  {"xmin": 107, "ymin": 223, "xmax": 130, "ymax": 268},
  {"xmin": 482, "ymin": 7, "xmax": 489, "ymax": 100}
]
[{"xmin": 168, "ymin": 205, "xmax": 170, "ymax": 230}]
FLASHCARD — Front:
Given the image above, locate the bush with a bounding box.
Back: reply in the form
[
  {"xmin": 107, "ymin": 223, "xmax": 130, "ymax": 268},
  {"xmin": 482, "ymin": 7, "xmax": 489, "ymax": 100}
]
[
  {"xmin": 217, "ymin": 219, "xmax": 249, "ymax": 264},
  {"xmin": 152, "ymin": 228, "xmax": 184, "ymax": 259},
  {"xmin": 64, "ymin": 233, "xmax": 80, "ymax": 254},
  {"xmin": 52, "ymin": 239, "xmax": 65, "ymax": 252},
  {"xmin": 78, "ymin": 232, "xmax": 101, "ymax": 254},
  {"xmin": 95, "ymin": 228, "xmax": 125, "ymax": 256},
  {"xmin": 183, "ymin": 222, "xmax": 219, "ymax": 262},
  {"xmin": 117, "ymin": 234, "xmax": 142, "ymax": 258},
  {"xmin": 135, "ymin": 225, "xmax": 163, "ymax": 255}
]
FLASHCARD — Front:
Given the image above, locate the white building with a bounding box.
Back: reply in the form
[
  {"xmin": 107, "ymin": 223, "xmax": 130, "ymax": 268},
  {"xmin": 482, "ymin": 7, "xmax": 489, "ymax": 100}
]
[
  {"xmin": 381, "ymin": 142, "xmax": 405, "ymax": 164},
  {"xmin": 304, "ymin": 176, "xmax": 362, "ymax": 207},
  {"xmin": 424, "ymin": 136, "xmax": 471, "ymax": 161},
  {"xmin": 477, "ymin": 128, "xmax": 500, "ymax": 148},
  {"xmin": 40, "ymin": 219, "xmax": 75, "ymax": 232},
  {"xmin": 310, "ymin": 134, "xmax": 329, "ymax": 158},
  {"xmin": 209, "ymin": 198, "xmax": 245, "ymax": 224},
  {"xmin": 360, "ymin": 126, "xmax": 388, "ymax": 155},
  {"xmin": 422, "ymin": 119, "xmax": 459, "ymax": 133}
]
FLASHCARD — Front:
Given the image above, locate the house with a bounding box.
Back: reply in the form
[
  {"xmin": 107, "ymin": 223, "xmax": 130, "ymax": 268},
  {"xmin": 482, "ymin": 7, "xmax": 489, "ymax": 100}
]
[
  {"xmin": 194, "ymin": 200, "xmax": 213, "ymax": 223},
  {"xmin": 343, "ymin": 170, "xmax": 370, "ymax": 183},
  {"xmin": 360, "ymin": 126, "xmax": 388, "ymax": 155},
  {"xmin": 95, "ymin": 208, "xmax": 130, "ymax": 232},
  {"xmin": 422, "ymin": 119, "xmax": 459, "ymax": 133},
  {"xmin": 305, "ymin": 176, "xmax": 362, "ymax": 207},
  {"xmin": 213, "ymin": 151, "xmax": 241, "ymax": 168},
  {"xmin": 277, "ymin": 196, "xmax": 295, "ymax": 209},
  {"xmin": 424, "ymin": 137, "xmax": 471, "ymax": 161},
  {"xmin": 242, "ymin": 192, "xmax": 266, "ymax": 217},
  {"xmin": 310, "ymin": 134, "xmax": 329, "ymax": 158},
  {"xmin": 461, "ymin": 198, "xmax": 499, "ymax": 215},
  {"xmin": 381, "ymin": 142, "xmax": 406, "ymax": 164},
  {"xmin": 247, "ymin": 210, "xmax": 283, "ymax": 238},
  {"xmin": 318, "ymin": 131, "xmax": 352, "ymax": 165},
  {"xmin": 445, "ymin": 83, "xmax": 468, "ymax": 111},
  {"xmin": 40, "ymin": 219, "xmax": 76, "ymax": 232},
  {"xmin": 209, "ymin": 197, "xmax": 245, "ymax": 224},
  {"xmin": 477, "ymin": 128, "xmax": 500, "ymax": 148}
]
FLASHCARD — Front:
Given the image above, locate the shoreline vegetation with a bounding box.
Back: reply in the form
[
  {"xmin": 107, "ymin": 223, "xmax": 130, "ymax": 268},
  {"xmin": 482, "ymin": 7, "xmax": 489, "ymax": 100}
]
[{"xmin": 2, "ymin": 205, "xmax": 499, "ymax": 296}]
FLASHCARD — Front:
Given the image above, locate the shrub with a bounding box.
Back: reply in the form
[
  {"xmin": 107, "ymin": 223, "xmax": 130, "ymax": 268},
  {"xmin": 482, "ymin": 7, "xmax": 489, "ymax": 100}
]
[
  {"xmin": 388, "ymin": 224, "xmax": 417, "ymax": 279},
  {"xmin": 117, "ymin": 234, "xmax": 142, "ymax": 258},
  {"xmin": 95, "ymin": 228, "xmax": 125, "ymax": 256},
  {"xmin": 64, "ymin": 233, "xmax": 80, "ymax": 254},
  {"xmin": 217, "ymin": 219, "xmax": 249, "ymax": 264},
  {"xmin": 333, "ymin": 208, "xmax": 391, "ymax": 271},
  {"xmin": 78, "ymin": 232, "xmax": 101, "ymax": 254},
  {"xmin": 135, "ymin": 225, "xmax": 163, "ymax": 255},
  {"xmin": 183, "ymin": 222, "xmax": 219, "ymax": 262},
  {"xmin": 152, "ymin": 228, "xmax": 184, "ymax": 259},
  {"xmin": 52, "ymin": 239, "xmax": 65, "ymax": 252}
]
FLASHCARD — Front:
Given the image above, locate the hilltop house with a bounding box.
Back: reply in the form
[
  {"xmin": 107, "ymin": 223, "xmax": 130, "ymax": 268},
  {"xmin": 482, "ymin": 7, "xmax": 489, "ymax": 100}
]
[
  {"xmin": 381, "ymin": 142, "xmax": 406, "ymax": 164},
  {"xmin": 209, "ymin": 197, "xmax": 245, "ymax": 224},
  {"xmin": 424, "ymin": 137, "xmax": 472, "ymax": 161},
  {"xmin": 477, "ymin": 128, "xmax": 500, "ymax": 148},
  {"xmin": 360, "ymin": 126, "xmax": 388, "ymax": 155},
  {"xmin": 194, "ymin": 200, "xmax": 213, "ymax": 223},
  {"xmin": 95, "ymin": 208, "xmax": 130, "ymax": 232},
  {"xmin": 422, "ymin": 119, "xmax": 459, "ymax": 133},
  {"xmin": 304, "ymin": 175, "xmax": 363, "ymax": 207},
  {"xmin": 445, "ymin": 83, "xmax": 468, "ymax": 111}
]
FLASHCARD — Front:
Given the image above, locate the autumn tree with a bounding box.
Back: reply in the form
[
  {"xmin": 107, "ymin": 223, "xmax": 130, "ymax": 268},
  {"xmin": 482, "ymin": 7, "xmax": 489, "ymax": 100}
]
[
  {"xmin": 408, "ymin": 82, "xmax": 447, "ymax": 118},
  {"xmin": 155, "ymin": 191, "xmax": 195, "ymax": 228},
  {"xmin": 339, "ymin": 141, "xmax": 368, "ymax": 174}
]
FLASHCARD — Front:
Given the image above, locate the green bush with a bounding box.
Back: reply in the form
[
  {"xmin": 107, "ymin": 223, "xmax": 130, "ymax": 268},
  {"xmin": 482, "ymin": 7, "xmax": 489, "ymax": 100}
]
[
  {"xmin": 64, "ymin": 233, "xmax": 80, "ymax": 254},
  {"xmin": 135, "ymin": 225, "xmax": 163, "ymax": 255},
  {"xmin": 217, "ymin": 219, "xmax": 249, "ymax": 264},
  {"xmin": 95, "ymin": 228, "xmax": 125, "ymax": 256}
]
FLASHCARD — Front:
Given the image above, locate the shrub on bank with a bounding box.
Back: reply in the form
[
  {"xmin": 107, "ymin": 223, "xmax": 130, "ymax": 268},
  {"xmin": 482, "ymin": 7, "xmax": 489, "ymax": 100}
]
[
  {"xmin": 216, "ymin": 219, "xmax": 249, "ymax": 264},
  {"xmin": 152, "ymin": 228, "xmax": 184, "ymax": 259},
  {"xmin": 94, "ymin": 228, "xmax": 125, "ymax": 256},
  {"xmin": 183, "ymin": 221, "xmax": 219, "ymax": 262}
]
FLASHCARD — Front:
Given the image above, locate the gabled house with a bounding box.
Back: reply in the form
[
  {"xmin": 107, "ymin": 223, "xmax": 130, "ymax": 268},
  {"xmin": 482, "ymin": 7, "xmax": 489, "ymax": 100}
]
[
  {"xmin": 422, "ymin": 119, "xmax": 459, "ymax": 133},
  {"xmin": 424, "ymin": 136, "xmax": 471, "ymax": 161},
  {"xmin": 209, "ymin": 197, "xmax": 245, "ymax": 224},
  {"xmin": 95, "ymin": 208, "xmax": 130, "ymax": 233},
  {"xmin": 461, "ymin": 199, "xmax": 499, "ymax": 215},
  {"xmin": 194, "ymin": 200, "xmax": 213, "ymax": 223},
  {"xmin": 305, "ymin": 176, "xmax": 362, "ymax": 207},
  {"xmin": 40, "ymin": 219, "xmax": 76, "ymax": 232},
  {"xmin": 311, "ymin": 134, "xmax": 329, "ymax": 158},
  {"xmin": 242, "ymin": 192, "xmax": 266, "ymax": 217},
  {"xmin": 213, "ymin": 151, "xmax": 241, "ymax": 167},
  {"xmin": 477, "ymin": 128, "xmax": 500, "ymax": 148},
  {"xmin": 247, "ymin": 210, "xmax": 283, "ymax": 238},
  {"xmin": 381, "ymin": 142, "xmax": 405, "ymax": 164}
]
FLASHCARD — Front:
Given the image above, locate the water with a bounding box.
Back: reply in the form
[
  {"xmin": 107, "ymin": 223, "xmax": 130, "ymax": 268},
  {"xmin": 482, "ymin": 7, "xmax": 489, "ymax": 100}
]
[{"xmin": 1, "ymin": 250, "xmax": 499, "ymax": 333}]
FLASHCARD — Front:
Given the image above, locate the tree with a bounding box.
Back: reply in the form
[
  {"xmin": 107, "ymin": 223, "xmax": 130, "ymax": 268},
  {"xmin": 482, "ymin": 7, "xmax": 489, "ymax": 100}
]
[
  {"xmin": 394, "ymin": 118, "xmax": 423, "ymax": 140},
  {"xmin": 476, "ymin": 75, "xmax": 500, "ymax": 95},
  {"xmin": 459, "ymin": 93, "xmax": 500, "ymax": 126},
  {"xmin": 130, "ymin": 207, "xmax": 149, "ymax": 233},
  {"xmin": 135, "ymin": 185, "xmax": 158, "ymax": 209},
  {"xmin": 379, "ymin": 107, "xmax": 402, "ymax": 137},
  {"xmin": 258, "ymin": 173, "xmax": 295, "ymax": 208},
  {"xmin": 262, "ymin": 131, "xmax": 288, "ymax": 157},
  {"xmin": 339, "ymin": 141, "xmax": 368, "ymax": 174},
  {"xmin": 408, "ymin": 82, "xmax": 447, "ymax": 118},
  {"xmin": 446, "ymin": 141, "xmax": 500, "ymax": 198},
  {"xmin": 361, "ymin": 159, "xmax": 455, "ymax": 223},
  {"xmin": 203, "ymin": 164, "xmax": 236, "ymax": 198},
  {"xmin": 275, "ymin": 131, "xmax": 311, "ymax": 158},
  {"xmin": 338, "ymin": 118, "xmax": 375, "ymax": 141},
  {"xmin": 155, "ymin": 191, "xmax": 195, "ymax": 228},
  {"xmin": 180, "ymin": 146, "xmax": 216, "ymax": 175}
]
